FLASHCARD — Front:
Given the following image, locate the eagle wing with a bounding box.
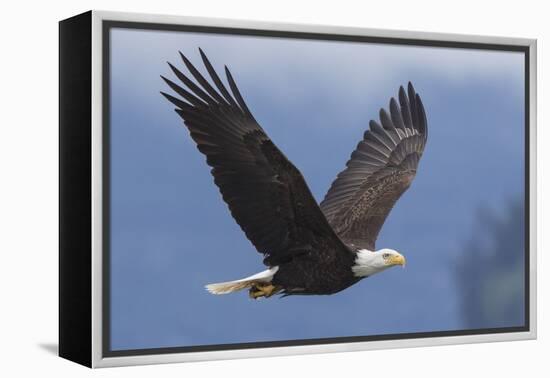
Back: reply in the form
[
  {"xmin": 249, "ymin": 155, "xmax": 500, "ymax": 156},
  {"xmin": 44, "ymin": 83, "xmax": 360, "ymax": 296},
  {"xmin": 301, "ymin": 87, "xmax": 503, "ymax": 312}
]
[
  {"xmin": 161, "ymin": 49, "xmax": 349, "ymax": 267},
  {"xmin": 320, "ymin": 83, "xmax": 428, "ymax": 251}
]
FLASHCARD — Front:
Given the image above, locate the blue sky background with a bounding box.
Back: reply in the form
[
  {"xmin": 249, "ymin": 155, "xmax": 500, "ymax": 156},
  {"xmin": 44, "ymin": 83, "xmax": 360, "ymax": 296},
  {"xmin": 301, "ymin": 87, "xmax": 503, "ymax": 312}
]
[{"xmin": 109, "ymin": 28, "xmax": 525, "ymax": 351}]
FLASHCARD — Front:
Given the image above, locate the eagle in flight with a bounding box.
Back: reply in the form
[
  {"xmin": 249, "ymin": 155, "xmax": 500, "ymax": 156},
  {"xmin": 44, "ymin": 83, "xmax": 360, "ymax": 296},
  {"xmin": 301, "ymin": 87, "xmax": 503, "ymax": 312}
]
[{"xmin": 161, "ymin": 49, "xmax": 428, "ymax": 299}]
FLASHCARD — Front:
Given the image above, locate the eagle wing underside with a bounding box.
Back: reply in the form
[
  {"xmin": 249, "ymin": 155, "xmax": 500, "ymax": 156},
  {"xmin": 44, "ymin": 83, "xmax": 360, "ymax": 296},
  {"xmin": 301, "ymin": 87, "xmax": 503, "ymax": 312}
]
[{"xmin": 320, "ymin": 83, "xmax": 428, "ymax": 250}]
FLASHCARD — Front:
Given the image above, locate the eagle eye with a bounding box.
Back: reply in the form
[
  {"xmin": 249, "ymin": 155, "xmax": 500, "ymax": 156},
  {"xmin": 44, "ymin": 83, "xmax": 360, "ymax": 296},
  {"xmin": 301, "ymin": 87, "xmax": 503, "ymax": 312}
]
[{"xmin": 382, "ymin": 253, "xmax": 391, "ymax": 259}]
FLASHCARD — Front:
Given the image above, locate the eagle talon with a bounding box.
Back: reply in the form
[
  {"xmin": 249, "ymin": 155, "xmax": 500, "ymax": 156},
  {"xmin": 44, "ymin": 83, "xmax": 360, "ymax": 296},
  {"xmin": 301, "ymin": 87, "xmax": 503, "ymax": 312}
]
[{"xmin": 249, "ymin": 283, "xmax": 279, "ymax": 299}]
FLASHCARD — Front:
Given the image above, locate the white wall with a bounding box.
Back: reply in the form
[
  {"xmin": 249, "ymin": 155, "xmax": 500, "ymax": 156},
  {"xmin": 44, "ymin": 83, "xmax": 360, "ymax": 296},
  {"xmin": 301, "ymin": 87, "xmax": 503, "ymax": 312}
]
[{"xmin": 0, "ymin": 0, "xmax": 546, "ymax": 376}]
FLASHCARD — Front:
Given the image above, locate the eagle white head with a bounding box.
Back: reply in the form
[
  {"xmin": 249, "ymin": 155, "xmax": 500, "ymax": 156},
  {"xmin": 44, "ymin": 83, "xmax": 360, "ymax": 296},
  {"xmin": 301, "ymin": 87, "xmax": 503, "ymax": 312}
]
[{"xmin": 352, "ymin": 248, "xmax": 406, "ymax": 278}]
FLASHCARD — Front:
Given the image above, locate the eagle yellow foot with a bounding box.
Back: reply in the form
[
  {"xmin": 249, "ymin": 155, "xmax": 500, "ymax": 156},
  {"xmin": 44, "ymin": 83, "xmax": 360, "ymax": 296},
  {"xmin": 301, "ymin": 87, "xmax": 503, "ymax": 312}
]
[{"xmin": 249, "ymin": 283, "xmax": 280, "ymax": 299}]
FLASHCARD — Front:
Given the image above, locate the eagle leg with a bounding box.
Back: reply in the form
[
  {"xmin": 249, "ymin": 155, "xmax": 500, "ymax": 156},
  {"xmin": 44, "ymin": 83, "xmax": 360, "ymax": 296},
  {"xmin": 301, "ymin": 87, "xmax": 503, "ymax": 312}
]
[{"xmin": 249, "ymin": 283, "xmax": 281, "ymax": 299}]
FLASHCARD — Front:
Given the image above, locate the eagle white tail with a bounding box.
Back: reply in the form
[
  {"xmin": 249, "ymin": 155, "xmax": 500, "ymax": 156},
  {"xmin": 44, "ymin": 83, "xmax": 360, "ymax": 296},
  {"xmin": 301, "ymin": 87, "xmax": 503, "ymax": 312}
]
[{"xmin": 205, "ymin": 266, "xmax": 279, "ymax": 295}]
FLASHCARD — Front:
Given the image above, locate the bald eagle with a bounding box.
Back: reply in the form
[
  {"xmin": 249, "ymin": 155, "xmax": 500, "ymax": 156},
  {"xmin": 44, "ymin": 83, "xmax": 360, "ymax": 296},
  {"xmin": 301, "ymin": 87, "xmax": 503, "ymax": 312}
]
[{"xmin": 161, "ymin": 49, "xmax": 428, "ymax": 299}]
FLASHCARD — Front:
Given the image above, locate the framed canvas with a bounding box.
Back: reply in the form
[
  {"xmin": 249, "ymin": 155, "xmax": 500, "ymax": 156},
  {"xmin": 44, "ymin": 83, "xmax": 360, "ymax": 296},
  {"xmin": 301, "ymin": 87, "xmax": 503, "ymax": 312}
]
[{"xmin": 59, "ymin": 10, "xmax": 537, "ymax": 368}]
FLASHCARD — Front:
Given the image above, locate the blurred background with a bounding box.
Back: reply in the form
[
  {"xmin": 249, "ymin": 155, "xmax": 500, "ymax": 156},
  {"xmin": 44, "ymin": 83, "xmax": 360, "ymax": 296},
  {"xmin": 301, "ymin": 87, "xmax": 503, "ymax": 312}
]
[
  {"xmin": 108, "ymin": 27, "xmax": 526, "ymax": 350},
  {"xmin": 455, "ymin": 198, "xmax": 525, "ymax": 329}
]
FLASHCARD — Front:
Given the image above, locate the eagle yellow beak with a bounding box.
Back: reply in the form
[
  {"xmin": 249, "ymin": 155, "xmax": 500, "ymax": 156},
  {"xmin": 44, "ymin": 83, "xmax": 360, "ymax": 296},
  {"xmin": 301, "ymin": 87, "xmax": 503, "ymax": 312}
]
[{"xmin": 389, "ymin": 254, "xmax": 406, "ymax": 267}]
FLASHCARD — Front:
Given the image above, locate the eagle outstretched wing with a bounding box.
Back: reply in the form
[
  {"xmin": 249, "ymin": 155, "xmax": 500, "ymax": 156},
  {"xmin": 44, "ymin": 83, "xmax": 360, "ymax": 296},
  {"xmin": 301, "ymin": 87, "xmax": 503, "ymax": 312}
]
[
  {"xmin": 161, "ymin": 49, "xmax": 350, "ymax": 267},
  {"xmin": 320, "ymin": 83, "xmax": 428, "ymax": 251}
]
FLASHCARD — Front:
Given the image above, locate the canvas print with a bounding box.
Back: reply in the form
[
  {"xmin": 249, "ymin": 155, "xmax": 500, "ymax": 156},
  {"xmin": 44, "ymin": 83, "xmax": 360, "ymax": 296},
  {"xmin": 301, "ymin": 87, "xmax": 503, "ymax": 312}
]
[{"xmin": 107, "ymin": 26, "xmax": 526, "ymax": 353}]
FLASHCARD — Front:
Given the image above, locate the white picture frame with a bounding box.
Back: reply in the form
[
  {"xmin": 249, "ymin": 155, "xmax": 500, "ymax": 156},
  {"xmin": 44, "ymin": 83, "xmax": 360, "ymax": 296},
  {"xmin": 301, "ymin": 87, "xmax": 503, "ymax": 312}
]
[{"xmin": 59, "ymin": 10, "xmax": 537, "ymax": 368}]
